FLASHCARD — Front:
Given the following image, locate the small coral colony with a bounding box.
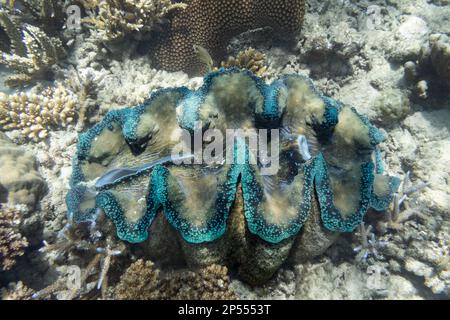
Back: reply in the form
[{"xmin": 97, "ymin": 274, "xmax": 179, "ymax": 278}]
[{"xmin": 0, "ymin": 0, "xmax": 440, "ymax": 300}]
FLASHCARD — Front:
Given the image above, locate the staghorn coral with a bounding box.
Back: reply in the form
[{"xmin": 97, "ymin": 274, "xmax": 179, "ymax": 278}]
[
  {"xmin": 115, "ymin": 259, "xmax": 236, "ymax": 300},
  {"xmin": 65, "ymin": 69, "xmax": 400, "ymax": 284},
  {"xmin": 81, "ymin": 0, "xmax": 187, "ymax": 42},
  {"xmin": 151, "ymin": 0, "xmax": 306, "ymax": 75},
  {"xmin": 219, "ymin": 48, "xmax": 268, "ymax": 77},
  {"xmin": 3, "ymin": 0, "xmax": 67, "ymax": 32},
  {"xmin": 0, "ymin": 9, "xmax": 64, "ymax": 87},
  {"xmin": 0, "ymin": 83, "xmax": 77, "ymax": 140},
  {"xmin": 36, "ymin": 221, "xmax": 128, "ymax": 300},
  {"xmin": 0, "ymin": 205, "xmax": 28, "ymax": 271}
]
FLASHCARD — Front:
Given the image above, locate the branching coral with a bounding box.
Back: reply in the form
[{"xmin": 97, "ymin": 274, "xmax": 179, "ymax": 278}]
[
  {"xmin": 36, "ymin": 221, "xmax": 127, "ymax": 300},
  {"xmin": 65, "ymin": 69, "xmax": 400, "ymax": 284},
  {"xmin": 4, "ymin": 0, "xmax": 67, "ymax": 32},
  {"xmin": 151, "ymin": 0, "xmax": 306, "ymax": 75},
  {"xmin": 0, "ymin": 205, "xmax": 28, "ymax": 271},
  {"xmin": 380, "ymin": 171, "xmax": 430, "ymax": 231},
  {"xmin": 0, "ymin": 83, "xmax": 77, "ymax": 140},
  {"xmin": 115, "ymin": 260, "xmax": 236, "ymax": 300},
  {"xmin": 114, "ymin": 259, "xmax": 161, "ymax": 299},
  {"xmin": 219, "ymin": 48, "xmax": 268, "ymax": 77},
  {"xmin": 81, "ymin": 0, "xmax": 187, "ymax": 42},
  {"xmin": 1, "ymin": 281, "xmax": 33, "ymax": 300},
  {"xmin": 0, "ymin": 9, "xmax": 64, "ymax": 87},
  {"xmin": 353, "ymin": 222, "xmax": 387, "ymax": 262}
]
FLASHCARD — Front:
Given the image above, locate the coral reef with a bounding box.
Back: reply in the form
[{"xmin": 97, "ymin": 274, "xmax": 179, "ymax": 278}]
[
  {"xmin": 0, "ymin": 133, "xmax": 46, "ymax": 209},
  {"xmin": 404, "ymin": 33, "xmax": 450, "ymax": 98},
  {"xmin": 81, "ymin": 0, "xmax": 187, "ymax": 42},
  {"xmin": 115, "ymin": 259, "xmax": 236, "ymax": 300},
  {"xmin": 7, "ymin": 0, "xmax": 67, "ymax": 32},
  {"xmin": 370, "ymin": 89, "xmax": 410, "ymax": 124},
  {"xmin": 114, "ymin": 259, "xmax": 160, "ymax": 299},
  {"xmin": 1, "ymin": 281, "xmax": 33, "ymax": 300},
  {"xmin": 425, "ymin": 33, "xmax": 450, "ymax": 87},
  {"xmin": 0, "ymin": 83, "xmax": 77, "ymax": 140},
  {"xmin": 151, "ymin": 0, "xmax": 306, "ymax": 74},
  {"xmin": 219, "ymin": 48, "xmax": 268, "ymax": 77},
  {"xmin": 0, "ymin": 9, "xmax": 65, "ymax": 87},
  {"xmin": 65, "ymin": 69, "xmax": 399, "ymax": 284},
  {"xmin": 0, "ymin": 205, "xmax": 28, "ymax": 271},
  {"xmin": 95, "ymin": 56, "xmax": 196, "ymax": 111}
]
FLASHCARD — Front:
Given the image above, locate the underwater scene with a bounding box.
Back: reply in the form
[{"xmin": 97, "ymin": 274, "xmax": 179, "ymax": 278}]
[{"xmin": 0, "ymin": 0, "xmax": 448, "ymax": 301}]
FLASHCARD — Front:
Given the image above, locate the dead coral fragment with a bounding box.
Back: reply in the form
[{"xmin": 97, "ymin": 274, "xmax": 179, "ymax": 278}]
[
  {"xmin": 0, "ymin": 9, "xmax": 64, "ymax": 87},
  {"xmin": 0, "ymin": 206, "xmax": 28, "ymax": 271},
  {"xmin": 219, "ymin": 48, "xmax": 268, "ymax": 77},
  {"xmin": 0, "ymin": 84, "xmax": 77, "ymax": 141},
  {"xmin": 115, "ymin": 260, "xmax": 237, "ymax": 300},
  {"xmin": 82, "ymin": 0, "xmax": 187, "ymax": 42}
]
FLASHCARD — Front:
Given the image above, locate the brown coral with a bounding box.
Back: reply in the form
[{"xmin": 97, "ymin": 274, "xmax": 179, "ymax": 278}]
[
  {"xmin": 81, "ymin": 0, "xmax": 187, "ymax": 42},
  {"xmin": 0, "ymin": 83, "xmax": 77, "ymax": 141},
  {"xmin": 0, "ymin": 133, "xmax": 46, "ymax": 209},
  {"xmin": 115, "ymin": 260, "xmax": 237, "ymax": 300},
  {"xmin": 0, "ymin": 206, "xmax": 28, "ymax": 271},
  {"xmin": 151, "ymin": 0, "xmax": 305, "ymax": 75},
  {"xmin": 1, "ymin": 281, "xmax": 33, "ymax": 300},
  {"xmin": 163, "ymin": 264, "xmax": 237, "ymax": 300},
  {"xmin": 219, "ymin": 48, "xmax": 268, "ymax": 77},
  {"xmin": 114, "ymin": 259, "xmax": 161, "ymax": 300},
  {"xmin": 0, "ymin": 9, "xmax": 65, "ymax": 87}
]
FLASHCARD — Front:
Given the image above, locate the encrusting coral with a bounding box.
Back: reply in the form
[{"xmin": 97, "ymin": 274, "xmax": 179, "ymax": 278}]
[
  {"xmin": 81, "ymin": 0, "xmax": 188, "ymax": 42},
  {"xmin": 0, "ymin": 83, "xmax": 77, "ymax": 140},
  {"xmin": 0, "ymin": 9, "xmax": 65, "ymax": 87},
  {"xmin": 0, "ymin": 133, "xmax": 47, "ymax": 209},
  {"xmin": 151, "ymin": 0, "xmax": 306, "ymax": 75},
  {"xmin": 0, "ymin": 205, "xmax": 28, "ymax": 271},
  {"xmin": 65, "ymin": 69, "xmax": 400, "ymax": 284},
  {"xmin": 115, "ymin": 259, "xmax": 236, "ymax": 300}
]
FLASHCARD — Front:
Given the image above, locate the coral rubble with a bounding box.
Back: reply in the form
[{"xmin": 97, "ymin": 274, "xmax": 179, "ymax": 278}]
[
  {"xmin": 65, "ymin": 69, "xmax": 400, "ymax": 284},
  {"xmin": 151, "ymin": 0, "xmax": 306, "ymax": 75}
]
